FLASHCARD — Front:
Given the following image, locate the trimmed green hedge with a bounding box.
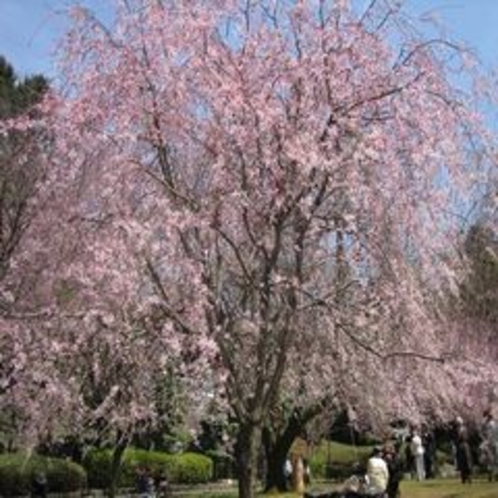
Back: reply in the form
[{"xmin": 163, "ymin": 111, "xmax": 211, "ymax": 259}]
[
  {"xmin": 83, "ymin": 448, "xmax": 213, "ymax": 489},
  {"xmin": 0, "ymin": 453, "xmax": 87, "ymax": 496}
]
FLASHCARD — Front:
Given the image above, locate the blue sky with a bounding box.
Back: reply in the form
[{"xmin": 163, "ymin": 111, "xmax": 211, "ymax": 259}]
[
  {"xmin": 0, "ymin": 0, "xmax": 112, "ymax": 77},
  {"xmin": 1, "ymin": 1, "xmax": 498, "ymax": 78}
]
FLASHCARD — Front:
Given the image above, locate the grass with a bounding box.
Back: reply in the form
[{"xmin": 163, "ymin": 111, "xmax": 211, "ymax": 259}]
[
  {"xmin": 182, "ymin": 478, "xmax": 498, "ymax": 497},
  {"xmin": 400, "ymin": 478, "xmax": 498, "ymax": 498}
]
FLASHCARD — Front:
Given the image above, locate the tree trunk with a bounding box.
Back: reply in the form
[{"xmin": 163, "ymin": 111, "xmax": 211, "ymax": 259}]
[
  {"xmin": 263, "ymin": 401, "xmax": 329, "ymax": 491},
  {"xmin": 235, "ymin": 422, "xmax": 261, "ymax": 498},
  {"xmin": 262, "ymin": 415, "xmax": 303, "ymax": 492},
  {"xmin": 109, "ymin": 434, "xmax": 128, "ymax": 498}
]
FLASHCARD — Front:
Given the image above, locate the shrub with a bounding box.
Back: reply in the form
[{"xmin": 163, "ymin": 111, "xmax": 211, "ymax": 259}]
[
  {"xmin": 0, "ymin": 453, "xmax": 86, "ymax": 496},
  {"xmin": 82, "ymin": 448, "xmax": 114, "ymax": 489},
  {"xmin": 83, "ymin": 447, "xmax": 213, "ymax": 489},
  {"xmin": 171, "ymin": 452, "xmax": 213, "ymax": 484}
]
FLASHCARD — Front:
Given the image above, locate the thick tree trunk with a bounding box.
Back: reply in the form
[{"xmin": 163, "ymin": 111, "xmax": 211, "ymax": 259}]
[
  {"xmin": 263, "ymin": 401, "xmax": 329, "ymax": 492},
  {"xmin": 262, "ymin": 415, "xmax": 303, "ymax": 492},
  {"xmin": 235, "ymin": 422, "xmax": 261, "ymax": 498},
  {"xmin": 109, "ymin": 434, "xmax": 128, "ymax": 498}
]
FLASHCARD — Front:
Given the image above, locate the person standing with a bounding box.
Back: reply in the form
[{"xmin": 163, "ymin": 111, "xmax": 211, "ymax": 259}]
[
  {"xmin": 31, "ymin": 471, "xmax": 48, "ymax": 498},
  {"xmin": 410, "ymin": 427, "xmax": 425, "ymax": 481},
  {"xmin": 136, "ymin": 466, "xmax": 155, "ymax": 498},
  {"xmin": 155, "ymin": 469, "xmax": 171, "ymax": 498},
  {"xmin": 454, "ymin": 417, "xmax": 473, "ymax": 484},
  {"xmin": 383, "ymin": 443, "xmax": 403, "ymax": 498},
  {"xmin": 481, "ymin": 408, "xmax": 498, "ymax": 481},
  {"xmin": 404, "ymin": 434, "xmax": 414, "ymax": 478},
  {"xmin": 283, "ymin": 457, "xmax": 293, "ymax": 491},
  {"xmin": 421, "ymin": 424, "xmax": 436, "ymax": 479},
  {"xmin": 291, "ymin": 455, "xmax": 305, "ymax": 494}
]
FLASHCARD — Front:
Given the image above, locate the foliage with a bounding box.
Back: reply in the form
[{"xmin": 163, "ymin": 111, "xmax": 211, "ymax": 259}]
[
  {"xmin": 3, "ymin": 2, "xmax": 498, "ymax": 497},
  {"xmin": 461, "ymin": 222, "xmax": 498, "ymax": 325},
  {"xmin": 0, "ymin": 56, "xmax": 49, "ymax": 449},
  {"xmin": 171, "ymin": 452, "xmax": 214, "ymax": 484},
  {"xmin": 0, "ymin": 56, "xmax": 48, "ymax": 118},
  {"xmin": 0, "ymin": 453, "xmax": 86, "ymax": 496},
  {"xmin": 207, "ymin": 449, "xmax": 235, "ymax": 480},
  {"xmin": 132, "ymin": 366, "xmax": 193, "ymax": 452},
  {"xmin": 308, "ymin": 440, "xmax": 373, "ymax": 480},
  {"xmin": 83, "ymin": 448, "xmax": 213, "ymax": 488},
  {"xmin": 0, "ymin": 55, "xmax": 47, "ymax": 281},
  {"xmin": 82, "ymin": 447, "xmax": 113, "ymax": 489}
]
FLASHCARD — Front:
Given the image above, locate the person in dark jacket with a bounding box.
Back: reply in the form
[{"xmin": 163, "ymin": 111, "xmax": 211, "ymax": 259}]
[
  {"xmin": 404, "ymin": 433, "xmax": 414, "ymax": 478},
  {"xmin": 421, "ymin": 424, "xmax": 436, "ymax": 479},
  {"xmin": 136, "ymin": 466, "xmax": 155, "ymax": 497},
  {"xmin": 31, "ymin": 471, "xmax": 47, "ymax": 498},
  {"xmin": 383, "ymin": 443, "xmax": 403, "ymax": 498},
  {"xmin": 454, "ymin": 417, "xmax": 473, "ymax": 484}
]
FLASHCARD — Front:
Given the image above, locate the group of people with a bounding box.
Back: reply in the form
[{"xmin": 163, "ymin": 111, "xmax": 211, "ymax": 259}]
[
  {"xmin": 405, "ymin": 414, "xmax": 496, "ymax": 486},
  {"xmin": 404, "ymin": 424, "xmax": 436, "ymax": 481},
  {"xmin": 331, "ymin": 411, "xmax": 497, "ymax": 498},
  {"xmin": 135, "ymin": 466, "xmax": 170, "ymax": 498},
  {"xmin": 137, "ymin": 409, "xmax": 498, "ymax": 498},
  {"xmin": 408, "ymin": 409, "xmax": 498, "ymax": 486},
  {"xmin": 334, "ymin": 443, "xmax": 403, "ymax": 498},
  {"xmin": 449, "ymin": 410, "xmax": 498, "ymax": 485},
  {"xmin": 478, "ymin": 408, "xmax": 498, "ymax": 482}
]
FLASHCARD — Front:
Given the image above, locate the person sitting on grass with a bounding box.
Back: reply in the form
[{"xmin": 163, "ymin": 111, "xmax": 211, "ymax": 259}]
[{"xmin": 341, "ymin": 447, "xmax": 389, "ymax": 498}]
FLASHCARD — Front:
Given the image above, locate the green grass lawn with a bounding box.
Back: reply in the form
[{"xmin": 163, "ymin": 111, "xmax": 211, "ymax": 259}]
[
  {"xmin": 181, "ymin": 477, "xmax": 498, "ymax": 497},
  {"xmin": 305, "ymin": 478, "xmax": 498, "ymax": 498},
  {"xmin": 400, "ymin": 478, "xmax": 498, "ymax": 498}
]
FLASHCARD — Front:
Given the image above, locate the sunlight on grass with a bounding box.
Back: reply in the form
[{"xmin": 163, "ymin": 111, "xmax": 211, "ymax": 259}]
[
  {"xmin": 191, "ymin": 477, "xmax": 498, "ymax": 497},
  {"xmin": 260, "ymin": 478, "xmax": 498, "ymax": 498},
  {"xmin": 399, "ymin": 478, "xmax": 498, "ymax": 498}
]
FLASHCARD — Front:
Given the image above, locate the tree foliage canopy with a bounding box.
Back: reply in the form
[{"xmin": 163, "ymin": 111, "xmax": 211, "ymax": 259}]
[{"xmin": 1, "ymin": 2, "xmax": 498, "ymax": 496}]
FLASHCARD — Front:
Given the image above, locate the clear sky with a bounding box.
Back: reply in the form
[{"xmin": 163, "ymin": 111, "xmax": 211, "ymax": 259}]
[
  {"xmin": 1, "ymin": 1, "xmax": 498, "ymax": 78},
  {"xmin": 0, "ymin": 0, "xmax": 112, "ymax": 77}
]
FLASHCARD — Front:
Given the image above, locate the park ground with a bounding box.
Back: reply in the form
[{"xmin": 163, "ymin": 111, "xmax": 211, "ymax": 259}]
[
  {"xmin": 399, "ymin": 478, "xmax": 498, "ymax": 498},
  {"xmin": 173, "ymin": 478, "xmax": 498, "ymax": 498}
]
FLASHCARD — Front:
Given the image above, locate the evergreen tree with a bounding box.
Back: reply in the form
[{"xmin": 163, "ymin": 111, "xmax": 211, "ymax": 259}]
[{"xmin": 0, "ymin": 56, "xmax": 48, "ymax": 285}]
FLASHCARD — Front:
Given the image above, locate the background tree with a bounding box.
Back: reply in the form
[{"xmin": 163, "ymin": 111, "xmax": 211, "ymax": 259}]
[
  {"xmin": 0, "ymin": 55, "xmax": 47, "ymax": 294},
  {"xmin": 0, "ymin": 57, "xmax": 48, "ymax": 447}
]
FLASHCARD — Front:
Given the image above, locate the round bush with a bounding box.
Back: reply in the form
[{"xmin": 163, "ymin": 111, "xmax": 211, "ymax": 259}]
[
  {"xmin": 82, "ymin": 448, "xmax": 114, "ymax": 489},
  {"xmin": 83, "ymin": 447, "xmax": 213, "ymax": 489},
  {"xmin": 0, "ymin": 453, "xmax": 86, "ymax": 496},
  {"xmin": 171, "ymin": 452, "xmax": 213, "ymax": 484},
  {"xmin": 120, "ymin": 448, "xmax": 171, "ymax": 487}
]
